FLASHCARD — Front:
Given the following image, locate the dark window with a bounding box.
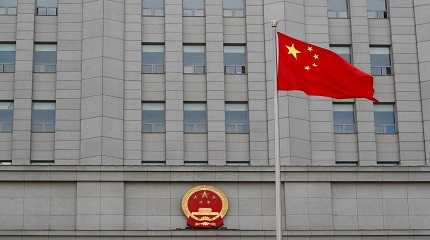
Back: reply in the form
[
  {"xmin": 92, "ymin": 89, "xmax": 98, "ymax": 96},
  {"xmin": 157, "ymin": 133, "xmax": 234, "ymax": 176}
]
[
  {"xmin": 142, "ymin": 102, "xmax": 165, "ymax": 133},
  {"xmin": 0, "ymin": 44, "xmax": 15, "ymax": 73},
  {"xmin": 142, "ymin": 0, "xmax": 164, "ymax": 16},
  {"xmin": 224, "ymin": 45, "xmax": 246, "ymax": 74},
  {"xmin": 370, "ymin": 46, "xmax": 392, "ymax": 76},
  {"xmin": 142, "ymin": 44, "xmax": 165, "ymax": 73},
  {"xmin": 183, "ymin": 0, "xmax": 204, "ymax": 16},
  {"xmin": 223, "ymin": 0, "xmax": 244, "ymax": 17},
  {"xmin": 32, "ymin": 102, "xmax": 55, "ymax": 133},
  {"xmin": 330, "ymin": 45, "xmax": 351, "ymax": 63},
  {"xmin": 184, "ymin": 103, "xmax": 207, "ymax": 133},
  {"xmin": 36, "ymin": 0, "xmax": 57, "ymax": 16},
  {"xmin": 374, "ymin": 104, "xmax": 396, "ymax": 134},
  {"xmin": 328, "ymin": 0, "xmax": 348, "ymax": 18},
  {"xmin": 225, "ymin": 103, "xmax": 249, "ymax": 133},
  {"xmin": 184, "ymin": 45, "xmax": 206, "ymax": 74},
  {"xmin": 0, "ymin": 102, "xmax": 13, "ymax": 133},
  {"xmin": 34, "ymin": 44, "xmax": 57, "ymax": 73},
  {"xmin": 333, "ymin": 103, "xmax": 356, "ymax": 134},
  {"xmin": 0, "ymin": 0, "xmax": 16, "ymax": 15},
  {"xmin": 368, "ymin": 0, "xmax": 387, "ymax": 19}
]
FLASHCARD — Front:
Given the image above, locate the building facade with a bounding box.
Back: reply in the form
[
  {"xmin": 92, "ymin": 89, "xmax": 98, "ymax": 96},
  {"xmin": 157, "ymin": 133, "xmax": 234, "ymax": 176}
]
[{"xmin": 0, "ymin": 0, "xmax": 429, "ymax": 239}]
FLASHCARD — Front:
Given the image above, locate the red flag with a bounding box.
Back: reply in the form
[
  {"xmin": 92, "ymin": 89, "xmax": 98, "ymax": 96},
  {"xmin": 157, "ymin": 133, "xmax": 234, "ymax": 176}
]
[{"xmin": 277, "ymin": 32, "xmax": 377, "ymax": 102}]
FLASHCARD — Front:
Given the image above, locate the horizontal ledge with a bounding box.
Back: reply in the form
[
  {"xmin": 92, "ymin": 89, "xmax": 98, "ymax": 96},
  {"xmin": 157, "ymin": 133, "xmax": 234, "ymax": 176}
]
[
  {"xmin": 0, "ymin": 229, "xmax": 430, "ymax": 237},
  {"xmin": 0, "ymin": 166, "xmax": 430, "ymax": 182}
]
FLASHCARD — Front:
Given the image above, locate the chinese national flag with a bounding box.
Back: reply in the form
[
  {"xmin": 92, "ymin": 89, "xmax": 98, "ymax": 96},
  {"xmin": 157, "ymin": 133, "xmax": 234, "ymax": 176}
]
[{"xmin": 277, "ymin": 32, "xmax": 377, "ymax": 102}]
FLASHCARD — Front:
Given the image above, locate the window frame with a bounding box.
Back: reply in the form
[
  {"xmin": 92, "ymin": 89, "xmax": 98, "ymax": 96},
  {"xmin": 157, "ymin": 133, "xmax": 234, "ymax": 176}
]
[
  {"xmin": 224, "ymin": 44, "xmax": 247, "ymax": 75},
  {"xmin": 184, "ymin": 102, "xmax": 207, "ymax": 133},
  {"xmin": 367, "ymin": 0, "xmax": 388, "ymax": 19},
  {"xmin": 183, "ymin": 0, "xmax": 205, "ymax": 17},
  {"xmin": 370, "ymin": 45, "xmax": 392, "ymax": 76},
  {"xmin": 183, "ymin": 44, "xmax": 206, "ymax": 74},
  {"xmin": 333, "ymin": 102, "xmax": 357, "ymax": 134},
  {"xmin": 223, "ymin": 0, "xmax": 245, "ymax": 17},
  {"xmin": 374, "ymin": 103, "xmax": 397, "ymax": 135},
  {"xmin": 0, "ymin": 43, "xmax": 16, "ymax": 73},
  {"xmin": 0, "ymin": 0, "xmax": 17, "ymax": 15},
  {"xmin": 225, "ymin": 102, "xmax": 249, "ymax": 134},
  {"xmin": 142, "ymin": 101, "xmax": 166, "ymax": 133},
  {"xmin": 36, "ymin": 0, "xmax": 58, "ymax": 16},
  {"xmin": 31, "ymin": 101, "xmax": 56, "ymax": 133},
  {"xmin": 0, "ymin": 101, "xmax": 13, "ymax": 133},
  {"xmin": 33, "ymin": 43, "xmax": 57, "ymax": 73},
  {"xmin": 327, "ymin": 0, "xmax": 349, "ymax": 19},
  {"xmin": 142, "ymin": 0, "xmax": 165, "ymax": 16},
  {"xmin": 142, "ymin": 43, "xmax": 165, "ymax": 74}
]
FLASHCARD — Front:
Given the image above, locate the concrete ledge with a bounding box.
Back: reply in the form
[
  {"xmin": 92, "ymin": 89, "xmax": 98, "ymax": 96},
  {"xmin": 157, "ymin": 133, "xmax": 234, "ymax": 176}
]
[{"xmin": 0, "ymin": 166, "xmax": 430, "ymax": 182}]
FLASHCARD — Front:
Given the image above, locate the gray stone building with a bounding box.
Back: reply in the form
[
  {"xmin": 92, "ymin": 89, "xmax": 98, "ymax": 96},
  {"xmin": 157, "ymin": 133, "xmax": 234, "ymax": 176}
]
[{"xmin": 0, "ymin": 0, "xmax": 429, "ymax": 239}]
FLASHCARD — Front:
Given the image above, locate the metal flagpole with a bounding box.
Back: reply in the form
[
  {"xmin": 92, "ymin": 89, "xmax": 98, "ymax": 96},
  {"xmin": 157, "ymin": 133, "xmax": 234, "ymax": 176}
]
[{"xmin": 271, "ymin": 19, "xmax": 282, "ymax": 240}]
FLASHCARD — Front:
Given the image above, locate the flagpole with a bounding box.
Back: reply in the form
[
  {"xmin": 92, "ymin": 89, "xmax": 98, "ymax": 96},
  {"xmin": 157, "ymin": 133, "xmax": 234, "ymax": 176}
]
[{"xmin": 271, "ymin": 19, "xmax": 282, "ymax": 240}]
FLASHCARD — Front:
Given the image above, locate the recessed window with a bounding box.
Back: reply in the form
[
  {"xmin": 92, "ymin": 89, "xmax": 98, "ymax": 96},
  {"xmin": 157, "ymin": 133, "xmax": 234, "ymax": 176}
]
[
  {"xmin": 333, "ymin": 103, "xmax": 356, "ymax": 134},
  {"xmin": 36, "ymin": 0, "xmax": 57, "ymax": 16},
  {"xmin": 34, "ymin": 43, "xmax": 57, "ymax": 73},
  {"xmin": 370, "ymin": 46, "xmax": 392, "ymax": 76},
  {"xmin": 32, "ymin": 102, "xmax": 55, "ymax": 133},
  {"xmin": 0, "ymin": 0, "xmax": 16, "ymax": 15},
  {"xmin": 183, "ymin": 0, "xmax": 204, "ymax": 16},
  {"xmin": 184, "ymin": 45, "xmax": 206, "ymax": 74},
  {"xmin": 184, "ymin": 102, "xmax": 207, "ymax": 133},
  {"xmin": 368, "ymin": 0, "xmax": 387, "ymax": 19},
  {"xmin": 142, "ymin": 102, "xmax": 165, "ymax": 133},
  {"xmin": 142, "ymin": 44, "xmax": 165, "ymax": 73},
  {"xmin": 330, "ymin": 45, "xmax": 351, "ymax": 63},
  {"xmin": 223, "ymin": 0, "xmax": 244, "ymax": 17},
  {"xmin": 142, "ymin": 0, "xmax": 164, "ymax": 16},
  {"xmin": 225, "ymin": 103, "xmax": 249, "ymax": 134},
  {"xmin": 224, "ymin": 45, "xmax": 246, "ymax": 74},
  {"xmin": 0, "ymin": 43, "xmax": 15, "ymax": 73},
  {"xmin": 328, "ymin": 0, "xmax": 348, "ymax": 18},
  {"xmin": 0, "ymin": 102, "xmax": 13, "ymax": 133},
  {"xmin": 374, "ymin": 104, "xmax": 396, "ymax": 134}
]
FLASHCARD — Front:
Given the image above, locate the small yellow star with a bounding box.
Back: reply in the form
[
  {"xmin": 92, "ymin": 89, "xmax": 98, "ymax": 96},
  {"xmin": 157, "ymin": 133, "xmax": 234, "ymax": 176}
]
[
  {"xmin": 307, "ymin": 46, "xmax": 313, "ymax": 52},
  {"xmin": 286, "ymin": 44, "xmax": 301, "ymax": 59},
  {"xmin": 313, "ymin": 54, "xmax": 319, "ymax": 60},
  {"xmin": 304, "ymin": 65, "xmax": 310, "ymax": 71},
  {"xmin": 312, "ymin": 63, "xmax": 318, "ymax": 67}
]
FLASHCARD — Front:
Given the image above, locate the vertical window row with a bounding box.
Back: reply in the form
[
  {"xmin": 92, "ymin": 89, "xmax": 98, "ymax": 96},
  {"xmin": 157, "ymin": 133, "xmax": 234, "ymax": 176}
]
[
  {"xmin": 0, "ymin": 0, "xmax": 16, "ymax": 15},
  {"xmin": 225, "ymin": 103, "xmax": 248, "ymax": 134},
  {"xmin": 36, "ymin": 0, "xmax": 57, "ymax": 16},
  {"xmin": 142, "ymin": 0, "xmax": 164, "ymax": 16},
  {"xmin": 330, "ymin": 45, "xmax": 351, "ymax": 63},
  {"xmin": 142, "ymin": 102, "xmax": 165, "ymax": 133},
  {"xmin": 184, "ymin": 102, "xmax": 207, "ymax": 133},
  {"xmin": 183, "ymin": 0, "xmax": 204, "ymax": 16},
  {"xmin": 183, "ymin": 45, "xmax": 206, "ymax": 74},
  {"xmin": 0, "ymin": 43, "xmax": 15, "ymax": 73},
  {"xmin": 31, "ymin": 102, "xmax": 55, "ymax": 133},
  {"xmin": 367, "ymin": 0, "xmax": 388, "ymax": 19},
  {"xmin": 370, "ymin": 46, "xmax": 392, "ymax": 76},
  {"xmin": 224, "ymin": 45, "xmax": 246, "ymax": 74},
  {"xmin": 223, "ymin": 0, "xmax": 245, "ymax": 17},
  {"xmin": 327, "ymin": 0, "xmax": 348, "ymax": 18},
  {"xmin": 374, "ymin": 104, "xmax": 396, "ymax": 134},
  {"xmin": 142, "ymin": 44, "xmax": 165, "ymax": 73},
  {"xmin": 0, "ymin": 102, "xmax": 13, "ymax": 133}
]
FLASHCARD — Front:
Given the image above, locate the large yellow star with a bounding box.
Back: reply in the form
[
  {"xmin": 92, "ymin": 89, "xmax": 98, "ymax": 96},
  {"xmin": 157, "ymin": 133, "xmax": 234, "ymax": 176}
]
[{"xmin": 286, "ymin": 44, "xmax": 301, "ymax": 59}]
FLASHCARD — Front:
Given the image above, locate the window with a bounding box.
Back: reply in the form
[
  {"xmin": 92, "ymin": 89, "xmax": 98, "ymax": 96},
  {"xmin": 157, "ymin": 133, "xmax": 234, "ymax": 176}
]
[
  {"xmin": 370, "ymin": 46, "xmax": 392, "ymax": 76},
  {"xmin": 142, "ymin": 0, "xmax": 164, "ymax": 16},
  {"xmin": 374, "ymin": 104, "xmax": 396, "ymax": 134},
  {"xmin": 225, "ymin": 103, "xmax": 248, "ymax": 133},
  {"xmin": 330, "ymin": 45, "xmax": 351, "ymax": 63},
  {"xmin": 32, "ymin": 102, "xmax": 55, "ymax": 133},
  {"xmin": 142, "ymin": 44, "xmax": 165, "ymax": 73},
  {"xmin": 36, "ymin": 0, "xmax": 57, "ymax": 16},
  {"xmin": 223, "ymin": 0, "xmax": 244, "ymax": 17},
  {"xmin": 34, "ymin": 44, "xmax": 57, "ymax": 73},
  {"xmin": 0, "ymin": 0, "xmax": 16, "ymax": 15},
  {"xmin": 0, "ymin": 43, "xmax": 15, "ymax": 73},
  {"xmin": 183, "ymin": 0, "xmax": 204, "ymax": 16},
  {"xmin": 0, "ymin": 102, "xmax": 13, "ymax": 133},
  {"xmin": 142, "ymin": 102, "xmax": 165, "ymax": 133},
  {"xmin": 328, "ymin": 0, "xmax": 348, "ymax": 18},
  {"xmin": 224, "ymin": 45, "xmax": 246, "ymax": 74},
  {"xmin": 184, "ymin": 102, "xmax": 207, "ymax": 133},
  {"xmin": 333, "ymin": 103, "xmax": 356, "ymax": 134},
  {"xmin": 184, "ymin": 45, "xmax": 206, "ymax": 74},
  {"xmin": 368, "ymin": 0, "xmax": 387, "ymax": 19}
]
